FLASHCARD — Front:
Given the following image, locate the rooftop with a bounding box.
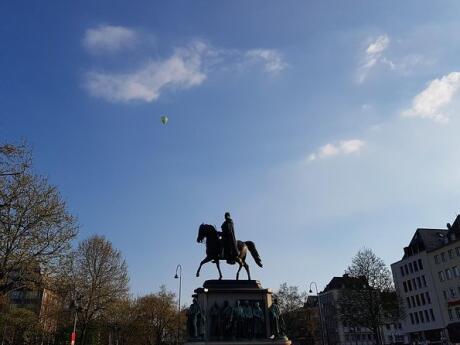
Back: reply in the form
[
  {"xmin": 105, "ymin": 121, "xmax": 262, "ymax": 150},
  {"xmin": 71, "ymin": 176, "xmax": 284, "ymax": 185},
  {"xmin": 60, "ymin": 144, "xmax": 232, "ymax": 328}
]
[{"xmin": 321, "ymin": 274, "xmax": 367, "ymax": 293}]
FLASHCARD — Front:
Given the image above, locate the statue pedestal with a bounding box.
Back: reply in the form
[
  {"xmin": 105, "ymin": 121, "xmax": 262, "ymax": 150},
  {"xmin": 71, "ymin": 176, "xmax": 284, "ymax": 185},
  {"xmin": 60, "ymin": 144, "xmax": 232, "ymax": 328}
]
[
  {"xmin": 188, "ymin": 341, "xmax": 291, "ymax": 345},
  {"xmin": 185, "ymin": 280, "xmax": 291, "ymax": 345}
]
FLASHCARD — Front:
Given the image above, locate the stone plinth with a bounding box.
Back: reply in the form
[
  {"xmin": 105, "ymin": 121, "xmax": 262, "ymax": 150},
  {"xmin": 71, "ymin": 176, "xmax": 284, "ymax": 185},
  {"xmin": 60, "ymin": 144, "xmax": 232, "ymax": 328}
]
[
  {"xmin": 189, "ymin": 340, "xmax": 291, "ymax": 345},
  {"xmin": 186, "ymin": 280, "xmax": 290, "ymax": 345}
]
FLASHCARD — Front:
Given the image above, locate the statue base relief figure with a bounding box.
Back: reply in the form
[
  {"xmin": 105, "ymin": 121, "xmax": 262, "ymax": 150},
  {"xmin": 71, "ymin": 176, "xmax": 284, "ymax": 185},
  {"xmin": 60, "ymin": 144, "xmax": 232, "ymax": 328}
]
[{"xmin": 185, "ymin": 280, "xmax": 291, "ymax": 345}]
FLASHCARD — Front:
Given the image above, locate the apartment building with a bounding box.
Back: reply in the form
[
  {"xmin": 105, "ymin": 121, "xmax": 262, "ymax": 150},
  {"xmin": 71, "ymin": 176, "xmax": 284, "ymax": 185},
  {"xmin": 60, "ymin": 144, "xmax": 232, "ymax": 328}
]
[
  {"xmin": 391, "ymin": 216, "xmax": 460, "ymax": 344},
  {"xmin": 319, "ymin": 274, "xmax": 387, "ymax": 345}
]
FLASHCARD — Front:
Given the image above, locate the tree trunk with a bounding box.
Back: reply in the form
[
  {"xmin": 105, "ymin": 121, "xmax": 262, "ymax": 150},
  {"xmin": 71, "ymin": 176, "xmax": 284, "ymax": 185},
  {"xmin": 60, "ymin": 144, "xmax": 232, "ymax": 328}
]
[
  {"xmin": 373, "ymin": 327, "xmax": 381, "ymax": 345},
  {"xmin": 81, "ymin": 325, "xmax": 87, "ymax": 345}
]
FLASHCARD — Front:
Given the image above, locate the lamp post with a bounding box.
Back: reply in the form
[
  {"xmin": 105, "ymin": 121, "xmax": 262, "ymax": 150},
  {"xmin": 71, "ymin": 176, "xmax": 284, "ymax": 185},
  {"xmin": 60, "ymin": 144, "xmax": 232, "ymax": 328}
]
[
  {"xmin": 70, "ymin": 295, "xmax": 82, "ymax": 345},
  {"xmin": 309, "ymin": 282, "xmax": 325, "ymax": 345},
  {"xmin": 175, "ymin": 265, "xmax": 183, "ymax": 345}
]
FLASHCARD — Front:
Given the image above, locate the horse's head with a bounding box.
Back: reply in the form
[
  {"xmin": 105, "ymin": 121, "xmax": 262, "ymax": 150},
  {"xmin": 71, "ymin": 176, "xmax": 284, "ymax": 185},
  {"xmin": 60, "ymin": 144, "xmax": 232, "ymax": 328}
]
[{"xmin": 197, "ymin": 223, "xmax": 206, "ymax": 243}]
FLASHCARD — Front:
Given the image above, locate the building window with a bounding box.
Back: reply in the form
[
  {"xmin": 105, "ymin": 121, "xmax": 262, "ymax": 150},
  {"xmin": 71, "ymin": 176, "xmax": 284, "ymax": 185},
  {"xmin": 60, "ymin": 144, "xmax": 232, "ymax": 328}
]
[
  {"xmin": 417, "ymin": 277, "xmax": 422, "ymax": 288},
  {"xmin": 409, "ymin": 262, "xmax": 414, "ymax": 273},
  {"xmin": 414, "ymin": 261, "xmax": 419, "ymax": 271},
  {"xmin": 443, "ymin": 290, "xmax": 448, "ymax": 300},
  {"xmin": 403, "ymin": 281, "xmax": 408, "ymax": 293},
  {"xmin": 408, "ymin": 280, "xmax": 413, "ymax": 291},
  {"xmin": 420, "ymin": 293, "xmax": 426, "ymax": 305},
  {"xmin": 404, "ymin": 265, "xmax": 409, "ymax": 275},
  {"xmin": 409, "ymin": 313, "xmax": 414, "ymax": 324},
  {"xmin": 435, "ymin": 255, "xmax": 440, "ymax": 264},
  {"xmin": 430, "ymin": 309, "xmax": 435, "ymax": 321},
  {"xmin": 412, "ymin": 278, "xmax": 417, "ymax": 290},
  {"xmin": 449, "ymin": 249, "xmax": 454, "ymax": 259},
  {"xmin": 416, "ymin": 294, "xmax": 421, "ymax": 306},
  {"xmin": 446, "ymin": 268, "xmax": 453, "ymax": 280},
  {"xmin": 425, "ymin": 292, "xmax": 431, "ymax": 304},
  {"xmin": 449, "ymin": 309, "xmax": 454, "ymax": 321},
  {"xmin": 424, "ymin": 309, "xmax": 429, "ymax": 322},
  {"xmin": 456, "ymin": 308, "xmax": 460, "ymax": 319},
  {"xmin": 450, "ymin": 288, "xmax": 457, "ymax": 298},
  {"xmin": 456, "ymin": 247, "xmax": 460, "ymax": 257},
  {"xmin": 439, "ymin": 271, "xmax": 446, "ymax": 281},
  {"xmin": 400, "ymin": 266, "xmax": 405, "ymax": 277},
  {"xmin": 414, "ymin": 312, "xmax": 419, "ymax": 324},
  {"xmin": 441, "ymin": 252, "xmax": 447, "ymax": 262},
  {"xmin": 411, "ymin": 295, "xmax": 416, "ymax": 306},
  {"xmin": 453, "ymin": 266, "xmax": 460, "ymax": 278},
  {"xmin": 418, "ymin": 259, "xmax": 423, "ymax": 270},
  {"xmin": 406, "ymin": 297, "xmax": 411, "ymax": 308},
  {"xmin": 422, "ymin": 275, "xmax": 427, "ymax": 287},
  {"xmin": 419, "ymin": 310, "xmax": 425, "ymax": 323}
]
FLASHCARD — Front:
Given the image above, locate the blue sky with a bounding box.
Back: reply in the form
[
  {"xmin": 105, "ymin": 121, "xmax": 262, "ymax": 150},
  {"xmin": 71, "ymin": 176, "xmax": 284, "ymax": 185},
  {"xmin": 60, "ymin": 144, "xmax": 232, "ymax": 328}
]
[{"xmin": 2, "ymin": 1, "xmax": 460, "ymax": 300}]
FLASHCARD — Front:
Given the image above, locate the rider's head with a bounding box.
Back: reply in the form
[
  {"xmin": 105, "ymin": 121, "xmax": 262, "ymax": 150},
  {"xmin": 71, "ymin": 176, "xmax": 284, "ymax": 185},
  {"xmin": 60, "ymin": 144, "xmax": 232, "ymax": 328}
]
[{"xmin": 224, "ymin": 212, "xmax": 231, "ymax": 220}]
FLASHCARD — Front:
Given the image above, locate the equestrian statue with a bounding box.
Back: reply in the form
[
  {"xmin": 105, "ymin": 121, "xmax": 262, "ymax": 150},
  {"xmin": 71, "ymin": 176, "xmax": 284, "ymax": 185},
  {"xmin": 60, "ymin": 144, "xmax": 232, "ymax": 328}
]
[{"xmin": 196, "ymin": 212, "xmax": 263, "ymax": 280}]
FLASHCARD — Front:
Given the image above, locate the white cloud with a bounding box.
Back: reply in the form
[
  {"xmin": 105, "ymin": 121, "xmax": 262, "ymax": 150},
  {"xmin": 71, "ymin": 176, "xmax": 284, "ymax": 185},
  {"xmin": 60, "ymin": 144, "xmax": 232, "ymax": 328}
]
[
  {"xmin": 402, "ymin": 72, "xmax": 460, "ymax": 122},
  {"xmin": 319, "ymin": 143, "xmax": 340, "ymax": 158},
  {"xmin": 83, "ymin": 25, "xmax": 138, "ymax": 54},
  {"xmin": 246, "ymin": 49, "xmax": 287, "ymax": 74},
  {"xmin": 366, "ymin": 35, "xmax": 390, "ymax": 55},
  {"xmin": 82, "ymin": 25, "xmax": 288, "ymax": 102},
  {"xmin": 309, "ymin": 139, "xmax": 365, "ymax": 161},
  {"xmin": 85, "ymin": 41, "xmax": 207, "ymax": 102},
  {"xmin": 357, "ymin": 34, "xmax": 391, "ymax": 83}
]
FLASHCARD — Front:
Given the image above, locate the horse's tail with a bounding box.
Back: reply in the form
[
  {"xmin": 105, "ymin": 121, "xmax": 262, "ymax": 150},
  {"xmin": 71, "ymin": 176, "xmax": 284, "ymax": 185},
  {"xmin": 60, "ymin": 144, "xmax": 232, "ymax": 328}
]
[{"xmin": 245, "ymin": 241, "xmax": 263, "ymax": 267}]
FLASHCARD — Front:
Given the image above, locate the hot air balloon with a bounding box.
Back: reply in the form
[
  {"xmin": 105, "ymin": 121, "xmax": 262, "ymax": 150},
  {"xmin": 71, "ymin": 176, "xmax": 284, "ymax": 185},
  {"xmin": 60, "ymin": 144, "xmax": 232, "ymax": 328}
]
[{"xmin": 160, "ymin": 115, "xmax": 168, "ymax": 125}]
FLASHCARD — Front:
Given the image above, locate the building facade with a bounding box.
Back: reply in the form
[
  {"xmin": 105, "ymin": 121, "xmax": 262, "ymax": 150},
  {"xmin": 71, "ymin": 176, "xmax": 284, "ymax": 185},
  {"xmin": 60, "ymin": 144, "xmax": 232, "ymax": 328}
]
[
  {"xmin": 305, "ymin": 295, "xmax": 322, "ymax": 345},
  {"xmin": 318, "ymin": 274, "xmax": 405, "ymax": 345},
  {"xmin": 391, "ymin": 216, "xmax": 460, "ymax": 344}
]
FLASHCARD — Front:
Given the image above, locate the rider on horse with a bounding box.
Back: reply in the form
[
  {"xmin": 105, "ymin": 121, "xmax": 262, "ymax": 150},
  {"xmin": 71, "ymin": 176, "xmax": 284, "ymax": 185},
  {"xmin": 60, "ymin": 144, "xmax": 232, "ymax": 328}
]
[{"xmin": 221, "ymin": 212, "xmax": 238, "ymax": 264}]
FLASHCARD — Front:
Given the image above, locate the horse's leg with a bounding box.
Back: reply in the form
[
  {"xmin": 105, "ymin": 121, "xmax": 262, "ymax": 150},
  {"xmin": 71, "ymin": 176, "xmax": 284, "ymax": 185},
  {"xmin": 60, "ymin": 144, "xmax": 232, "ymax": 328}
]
[
  {"xmin": 236, "ymin": 260, "xmax": 243, "ymax": 280},
  {"xmin": 196, "ymin": 257, "xmax": 212, "ymax": 277},
  {"xmin": 244, "ymin": 260, "xmax": 251, "ymax": 280},
  {"xmin": 215, "ymin": 260, "xmax": 223, "ymax": 280}
]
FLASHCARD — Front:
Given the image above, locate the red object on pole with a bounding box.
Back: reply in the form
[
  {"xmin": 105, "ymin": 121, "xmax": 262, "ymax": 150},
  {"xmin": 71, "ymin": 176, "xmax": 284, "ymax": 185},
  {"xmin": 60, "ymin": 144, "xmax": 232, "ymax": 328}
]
[{"xmin": 71, "ymin": 331, "xmax": 76, "ymax": 345}]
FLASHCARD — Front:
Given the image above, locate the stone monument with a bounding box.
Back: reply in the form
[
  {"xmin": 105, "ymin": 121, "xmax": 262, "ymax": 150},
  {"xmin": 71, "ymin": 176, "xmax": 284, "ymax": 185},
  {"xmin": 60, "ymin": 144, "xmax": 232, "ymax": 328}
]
[{"xmin": 186, "ymin": 214, "xmax": 291, "ymax": 345}]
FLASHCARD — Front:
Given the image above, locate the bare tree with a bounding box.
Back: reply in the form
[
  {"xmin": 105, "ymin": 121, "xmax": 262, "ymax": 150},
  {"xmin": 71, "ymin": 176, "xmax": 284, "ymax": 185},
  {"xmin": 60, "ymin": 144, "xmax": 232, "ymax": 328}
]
[
  {"xmin": 0, "ymin": 143, "xmax": 78, "ymax": 295},
  {"xmin": 275, "ymin": 283, "xmax": 309, "ymax": 343},
  {"xmin": 337, "ymin": 248, "xmax": 403, "ymax": 345},
  {"xmin": 275, "ymin": 283, "xmax": 307, "ymax": 314},
  {"xmin": 67, "ymin": 235, "xmax": 129, "ymax": 345},
  {"xmin": 0, "ymin": 142, "xmax": 30, "ymax": 178}
]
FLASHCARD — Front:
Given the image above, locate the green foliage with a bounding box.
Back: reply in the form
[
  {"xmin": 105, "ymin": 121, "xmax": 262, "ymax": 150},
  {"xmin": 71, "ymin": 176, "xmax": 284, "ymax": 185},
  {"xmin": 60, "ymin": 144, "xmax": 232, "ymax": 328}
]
[{"xmin": 0, "ymin": 142, "xmax": 78, "ymax": 296}]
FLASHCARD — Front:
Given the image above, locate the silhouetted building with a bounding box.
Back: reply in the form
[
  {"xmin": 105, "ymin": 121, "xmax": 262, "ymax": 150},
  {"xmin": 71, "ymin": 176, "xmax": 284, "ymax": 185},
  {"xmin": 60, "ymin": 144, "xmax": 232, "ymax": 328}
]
[
  {"xmin": 6, "ymin": 267, "xmax": 61, "ymax": 334},
  {"xmin": 304, "ymin": 295, "xmax": 322, "ymax": 345},
  {"xmin": 391, "ymin": 215, "xmax": 460, "ymax": 344},
  {"xmin": 319, "ymin": 274, "xmax": 375, "ymax": 345},
  {"xmin": 318, "ymin": 274, "xmax": 407, "ymax": 345}
]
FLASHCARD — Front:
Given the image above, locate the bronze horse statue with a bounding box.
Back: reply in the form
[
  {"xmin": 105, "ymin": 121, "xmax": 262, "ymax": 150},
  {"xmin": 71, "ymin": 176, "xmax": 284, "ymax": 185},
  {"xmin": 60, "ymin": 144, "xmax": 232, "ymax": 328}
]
[{"xmin": 196, "ymin": 224, "xmax": 263, "ymax": 280}]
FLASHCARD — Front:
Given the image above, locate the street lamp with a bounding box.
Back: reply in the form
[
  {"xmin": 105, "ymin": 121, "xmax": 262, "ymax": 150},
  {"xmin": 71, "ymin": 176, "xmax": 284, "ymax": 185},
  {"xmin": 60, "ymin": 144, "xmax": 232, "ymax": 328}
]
[
  {"xmin": 70, "ymin": 294, "xmax": 82, "ymax": 345},
  {"xmin": 309, "ymin": 282, "xmax": 325, "ymax": 345},
  {"xmin": 175, "ymin": 265, "xmax": 182, "ymax": 345}
]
